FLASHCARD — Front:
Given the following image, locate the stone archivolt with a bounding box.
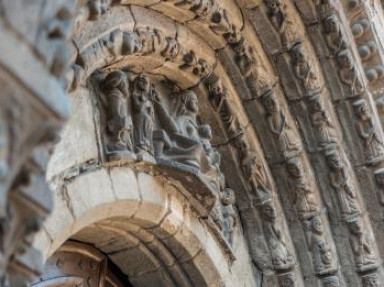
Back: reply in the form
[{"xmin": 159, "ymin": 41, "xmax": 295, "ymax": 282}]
[{"xmin": 3, "ymin": 0, "xmax": 384, "ymax": 286}]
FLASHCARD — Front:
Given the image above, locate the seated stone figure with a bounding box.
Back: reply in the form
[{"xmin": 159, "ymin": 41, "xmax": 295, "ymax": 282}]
[{"xmin": 153, "ymin": 89, "xmax": 221, "ymax": 182}]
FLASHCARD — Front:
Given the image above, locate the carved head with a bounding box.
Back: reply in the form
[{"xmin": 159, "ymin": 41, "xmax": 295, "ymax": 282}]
[
  {"xmin": 362, "ymin": 273, "xmax": 380, "ymax": 287},
  {"xmin": 337, "ymin": 50, "xmax": 354, "ymax": 69},
  {"xmin": 133, "ymin": 74, "xmax": 151, "ymax": 93},
  {"xmin": 323, "ymin": 276, "xmax": 340, "ymax": 287},
  {"xmin": 266, "ymin": 0, "xmax": 282, "ymax": 14},
  {"xmin": 278, "ymin": 272, "xmax": 295, "ymax": 287},
  {"xmin": 184, "ymin": 90, "xmax": 199, "ymax": 114},
  {"xmin": 261, "ymin": 200, "xmax": 277, "ymax": 221},
  {"xmin": 325, "ymin": 148, "xmax": 343, "ymax": 170},
  {"xmin": 198, "ymin": 124, "xmax": 212, "ymax": 140},
  {"xmin": 291, "ymin": 43, "xmax": 306, "ymax": 63},
  {"xmin": 319, "ymin": 242, "xmax": 332, "ymax": 265},
  {"xmin": 348, "ymin": 218, "xmax": 363, "ymax": 236},
  {"xmin": 324, "ymin": 14, "xmax": 340, "ymax": 33},
  {"xmin": 261, "ymin": 90, "xmax": 280, "ymax": 114},
  {"xmin": 162, "ymin": 37, "xmax": 179, "ymax": 59},
  {"xmin": 374, "ymin": 168, "xmax": 384, "ymax": 187},
  {"xmin": 209, "ymin": 78, "xmax": 224, "ymax": 96},
  {"xmin": 311, "ymin": 216, "xmax": 324, "ymax": 234},
  {"xmin": 353, "ymin": 99, "xmax": 370, "ymax": 120},
  {"xmin": 286, "ymin": 157, "xmax": 304, "ymax": 178},
  {"xmin": 308, "ymin": 94, "xmax": 324, "ymax": 111},
  {"xmin": 103, "ymin": 70, "xmax": 129, "ymax": 95},
  {"xmin": 221, "ymin": 188, "xmax": 236, "ymax": 205},
  {"xmin": 225, "ymin": 28, "xmax": 242, "ymax": 44}
]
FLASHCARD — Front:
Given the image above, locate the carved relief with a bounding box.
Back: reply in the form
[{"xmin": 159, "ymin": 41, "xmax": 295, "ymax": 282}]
[
  {"xmin": 261, "ymin": 199, "xmax": 295, "ymax": 271},
  {"xmin": 290, "ymin": 42, "xmax": 322, "ymax": 96},
  {"xmin": 325, "ymin": 148, "xmax": 361, "ymax": 219},
  {"xmin": 323, "ymin": 14, "xmax": 348, "ymax": 55},
  {"xmin": 336, "ymin": 49, "xmax": 365, "ymax": 96},
  {"xmin": 264, "ymin": 0, "xmax": 302, "ymax": 49},
  {"xmin": 101, "ymin": 71, "xmax": 134, "ymax": 160},
  {"xmin": 362, "ymin": 272, "xmax": 381, "ymax": 287},
  {"xmin": 353, "ymin": 99, "xmax": 384, "ymax": 165},
  {"xmin": 261, "ymin": 90, "xmax": 301, "ymax": 159},
  {"xmin": 88, "ymin": 0, "xmax": 112, "ymax": 20},
  {"xmin": 221, "ymin": 187, "xmax": 237, "ymax": 245},
  {"xmin": 208, "ymin": 78, "xmax": 243, "ymax": 138},
  {"xmin": 322, "ymin": 276, "xmax": 340, "ymax": 287},
  {"xmin": 132, "ymin": 75, "xmax": 155, "ymax": 158},
  {"xmin": 304, "ymin": 216, "xmax": 336, "ymax": 275},
  {"xmin": 277, "ymin": 272, "xmax": 296, "ymax": 287},
  {"xmin": 374, "ymin": 168, "xmax": 384, "ymax": 205},
  {"xmin": 286, "ymin": 156, "xmax": 319, "ymax": 219},
  {"xmin": 308, "ymin": 94, "xmax": 339, "ymax": 150},
  {"xmin": 347, "ymin": 217, "xmax": 378, "ymax": 272},
  {"xmin": 237, "ymin": 136, "xmax": 273, "ymax": 204}
]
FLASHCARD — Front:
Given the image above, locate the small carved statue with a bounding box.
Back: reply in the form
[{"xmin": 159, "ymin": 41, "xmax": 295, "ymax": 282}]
[
  {"xmin": 348, "ymin": 217, "xmax": 377, "ymax": 271},
  {"xmin": 308, "ymin": 94, "xmax": 339, "ymax": 149},
  {"xmin": 208, "ymin": 78, "xmax": 243, "ymax": 138},
  {"xmin": 290, "ymin": 43, "xmax": 321, "ymax": 95},
  {"xmin": 132, "ymin": 75, "xmax": 154, "ymax": 156},
  {"xmin": 353, "ymin": 99, "xmax": 384, "ymax": 165},
  {"xmin": 374, "ymin": 168, "xmax": 384, "ymax": 206},
  {"xmin": 304, "ymin": 216, "xmax": 335, "ymax": 275},
  {"xmin": 102, "ymin": 70, "xmax": 134, "ymax": 156},
  {"xmin": 237, "ymin": 137, "xmax": 272, "ymax": 203},
  {"xmin": 261, "ymin": 199, "xmax": 295, "ymax": 270},
  {"xmin": 322, "ymin": 276, "xmax": 340, "ymax": 287},
  {"xmin": 326, "ymin": 148, "xmax": 360, "ymax": 218},
  {"xmin": 286, "ymin": 157, "xmax": 319, "ymax": 219},
  {"xmin": 265, "ymin": 0, "xmax": 300, "ymax": 49},
  {"xmin": 362, "ymin": 273, "xmax": 381, "ymax": 287},
  {"xmin": 336, "ymin": 49, "xmax": 365, "ymax": 96},
  {"xmin": 261, "ymin": 90, "xmax": 300, "ymax": 158},
  {"xmin": 323, "ymin": 14, "xmax": 348, "ymax": 55},
  {"xmin": 277, "ymin": 272, "xmax": 296, "ymax": 287},
  {"xmin": 221, "ymin": 188, "xmax": 237, "ymax": 245}
]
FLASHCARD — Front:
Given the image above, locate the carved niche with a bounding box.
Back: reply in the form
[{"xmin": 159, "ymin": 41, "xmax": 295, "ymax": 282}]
[{"xmin": 94, "ymin": 70, "xmax": 236, "ymax": 246}]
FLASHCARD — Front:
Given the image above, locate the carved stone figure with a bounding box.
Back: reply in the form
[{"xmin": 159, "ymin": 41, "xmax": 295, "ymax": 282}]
[
  {"xmin": 286, "ymin": 157, "xmax": 319, "ymax": 219},
  {"xmin": 122, "ymin": 31, "xmax": 143, "ymax": 55},
  {"xmin": 277, "ymin": 272, "xmax": 296, "ymax": 287},
  {"xmin": 290, "ymin": 42, "xmax": 321, "ymax": 95},
  {"xmin": 88, "ymin": 0, "xmax": 112, "ymax": 20},
  {"xmin": 353, "ymin": 99, "xmax": 384, "ymax": 165},
  {"xmin": 221, "ymin": 188, "xmax": 237, "ymax": 245},
  {"xmin": 262, "ymin": 90, "xmax": 300, "ymax": 158},
  {"xmin": 323, "ymin": 14, "xmax": 348, "ymax": 55},
  {"xmin": 374, "ymin": 168, "xmax": 384, "ymax": 206},
  {"xmin": 132, "ymin": 75, "xmax": 154, "ymax": 156},
  {"xmin": 237, "ymin": 137, "xmax": 272, "ymax": 203},
  {"xmin": 304, "ymin": 216, "xmax": 335, "ymax": 275},
  {"xmin": 101, "ymin": 71, "xmax": 134, "ymax": 158},
  {"xmin": 308, "ymin": 94, "xmax": 339, "ymax": 149},
  {"xmin": 362, "ymin": 273, "xmax": 381, "ymax": 287},
  {"xmin": 348, "ymin": 217, "xmax": 377, "ymax": 272},
  {"xmin": 136, "ymin": 27, "xmax": 165, "ymax": 55},
  {"xmin": 261, "ymin": 199, "xmax": 295, "ymax": 270},
  {"xmin": 326, "ymin": 148, "xmax": 361, "ymax": 218},
  {"xmin": 208, "ymin": 78, "xmax": 243, "ymax": 138},
  {"xmin": 336, "ymin": 49, "xmax": 365, "ymax": 96},
  {"xmin": 265, "ymin": 0, "xmax": 301, "ymax": 49},
  {"xmin": 323, "ymin": 276, "xmax": 340, "ymax": 287}
]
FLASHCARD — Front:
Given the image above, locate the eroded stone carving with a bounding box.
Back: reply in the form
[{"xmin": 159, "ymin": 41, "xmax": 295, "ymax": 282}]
[
  {"xmin": 221, "ymin": 187, "xmax": 237, "ymax": 245},
  {"xmin": 261, "ymin": 198, "xmax": 295, "ymax": 271},
  {"xmin": 353, "ymin": 99, "xmax": 384, "ymax": 165},
  {"xmin": 101, "ymin": 70, "xmax": 134, "ymax": 160},
  {"xmin": 286, "ymin": 156, "xmax": 319, "ymax": 219},
  {"xmin": 336, "ymin": 49, "xmax": 365, "ymax": 96},
  {"xmin": 261, "ymin": 90, "xmax": 301, "ymax": 159},
  {"xmin": 322, "ymin": 276, "xmax": 340, "ymax": 287},
  {"xmin": 277, "ymin": 271, "xmax": 296, "ymax": 287},
  {"xmin": 290, "ymin": 42, "xmax": 322, "ymax": 96},
  {"xmin": 304, "ymin": 216, "xmax": 336, "ymax": 275},
  {"xmin": 362, "ymin": 272, "xmax": 381, "ymax": 287},
  {"xmin": 323, "ymin": 14, "xmax": 348, "ymax": 55},
  {"xmin": 264, "ymin": 0, "xmax": 301, "ymax": 49},
  {"xmin": 308, "ymin": 94, "xmax": 339, "ymax": 150},
  {"xmin": 88, "ymin": 0, "xmax": 112, "ymax": 20},
  {"xmin": 132, "ymin": 74, "xmax": 155, "ymax": 159},
  {"xmin": 325, "ymin": 148, "xmax": 361, "ymax": 219},
  {"xmin": 347, "ymin": 217, "xmax": 378, "ymax": 272},
  {"xmin": 374, "ymin": 168, "xmax": 384, "ymax": 205}
]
